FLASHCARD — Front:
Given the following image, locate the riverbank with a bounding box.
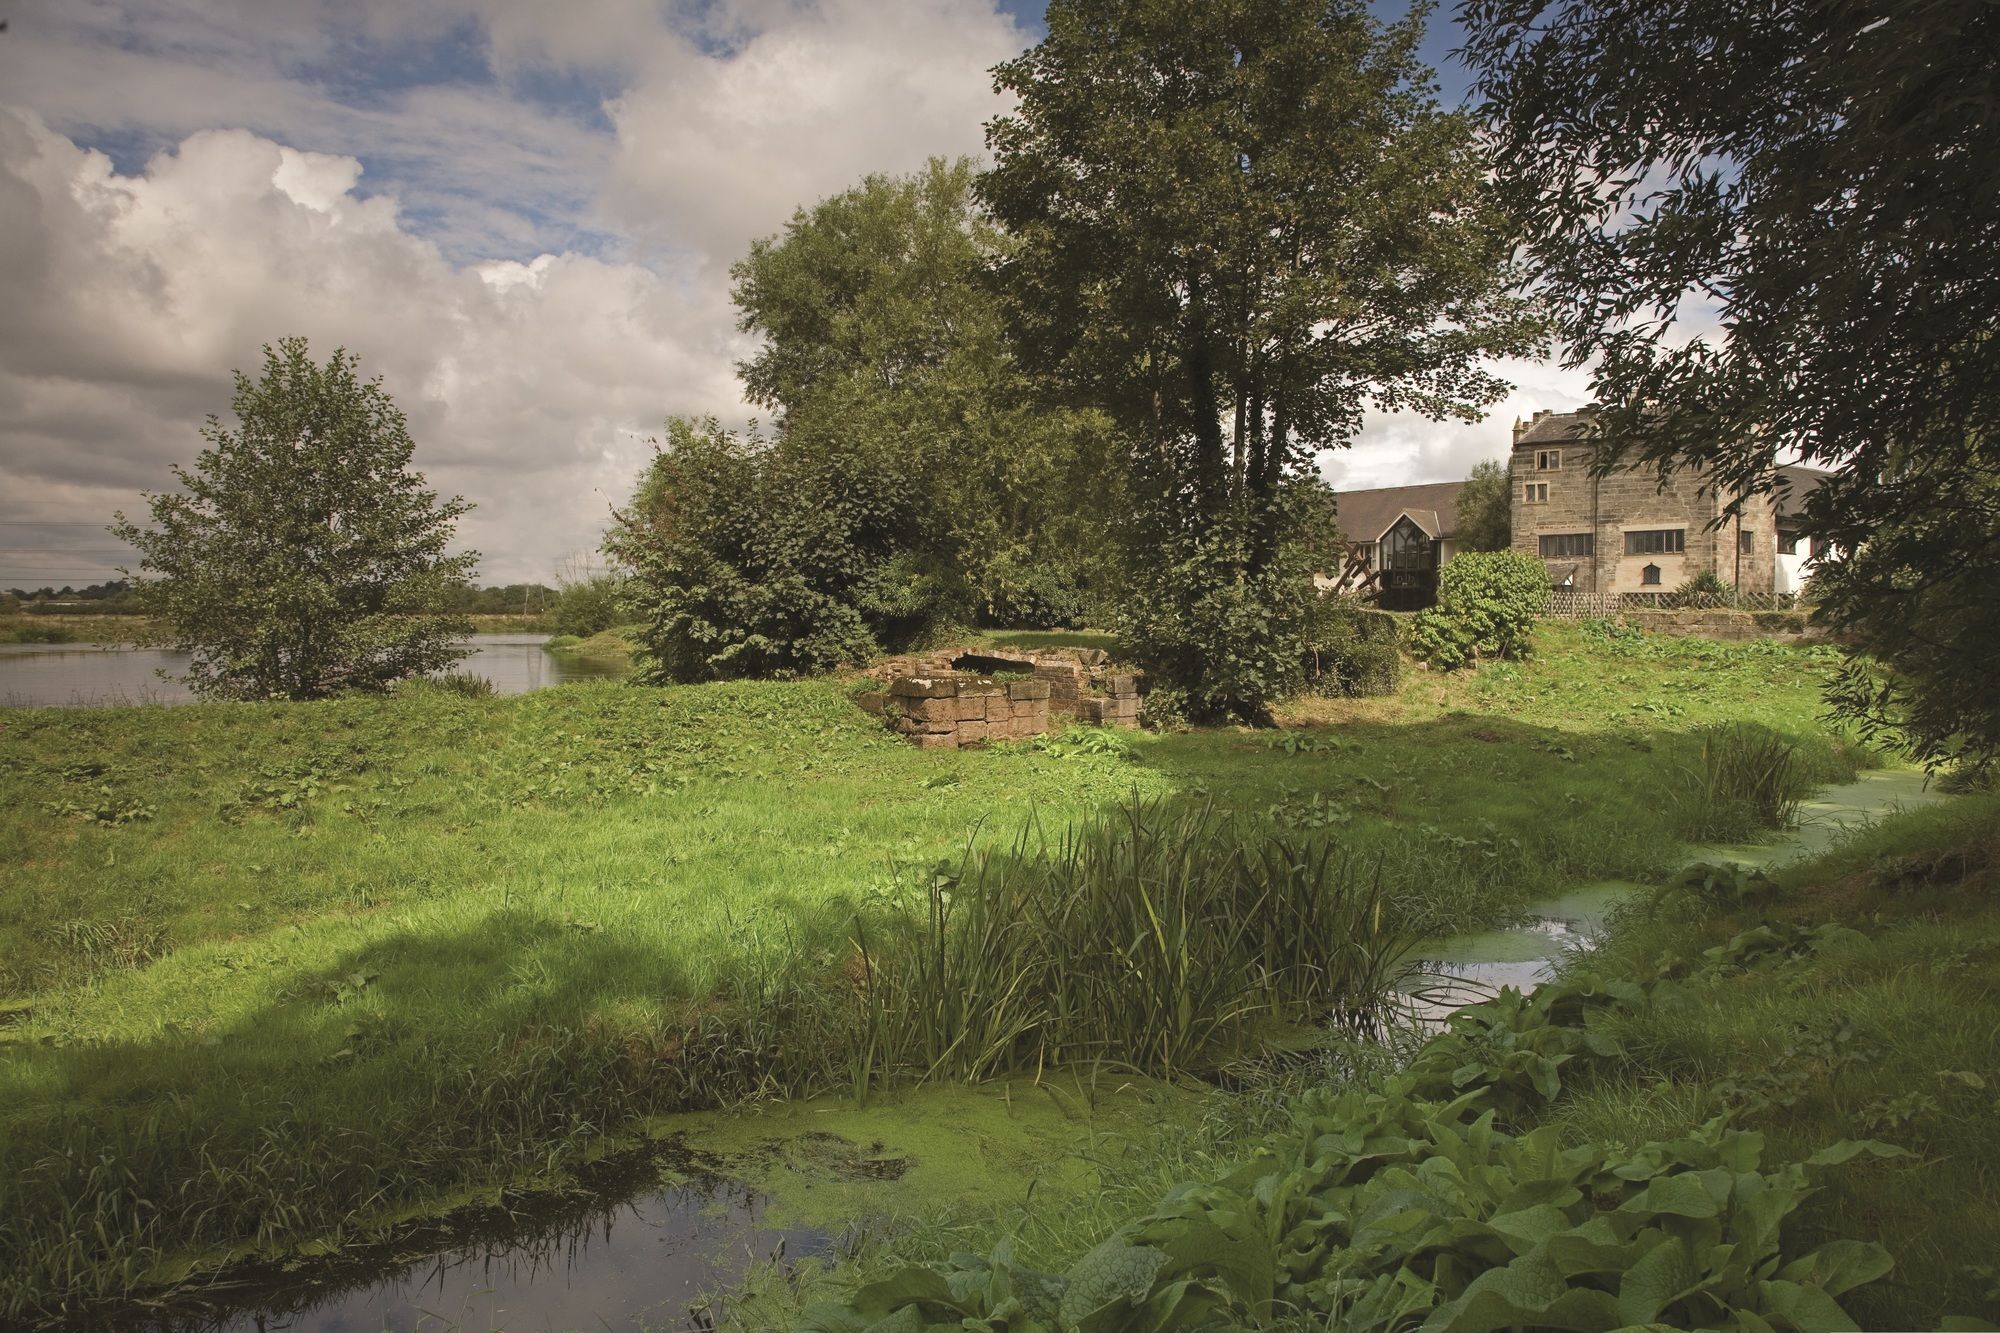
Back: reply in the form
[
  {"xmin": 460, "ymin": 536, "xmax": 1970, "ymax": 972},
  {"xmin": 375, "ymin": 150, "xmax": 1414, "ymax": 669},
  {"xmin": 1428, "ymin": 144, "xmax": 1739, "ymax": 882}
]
[
  {"xmin": 0, "ymin": 625, "xmax": 1874, "ymax": 1319},
  {"xmin": 776, "ymin": 788, "xmax": 1998, "ymax": 1332}
]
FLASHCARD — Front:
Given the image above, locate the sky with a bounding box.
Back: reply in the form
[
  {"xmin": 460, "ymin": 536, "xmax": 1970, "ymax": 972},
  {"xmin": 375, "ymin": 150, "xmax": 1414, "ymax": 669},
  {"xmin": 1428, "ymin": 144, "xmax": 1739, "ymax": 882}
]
[{"xmin": 0, "ymin": 0, "xmax": 1590, "ymax": 588}]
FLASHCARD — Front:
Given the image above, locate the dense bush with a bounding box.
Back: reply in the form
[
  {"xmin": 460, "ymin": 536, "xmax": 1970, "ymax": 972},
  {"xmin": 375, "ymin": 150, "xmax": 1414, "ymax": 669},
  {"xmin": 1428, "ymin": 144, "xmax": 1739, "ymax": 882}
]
[
  {"xmin": 545, "ymin": 573, "xmax": 629, "ymax": 638},
  {"xmin": 1119, "ymin": 525, "xmax": 1314, "ymax": 725},
  {"xmin": 606, "ymin": 418, "xmax": 899, "ymax": 682},
  {"xmin": 1302, "ymin": 600, "xmax": 1402, "ymax": 697},
  {"xmin": 1407, "ymin": 549, "xmax": 1550, "ymax": 671}
]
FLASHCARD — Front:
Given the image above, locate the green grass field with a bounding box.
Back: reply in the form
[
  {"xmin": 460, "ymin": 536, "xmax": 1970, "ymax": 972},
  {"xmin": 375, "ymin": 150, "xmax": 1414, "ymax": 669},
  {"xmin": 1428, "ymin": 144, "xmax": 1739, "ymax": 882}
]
[{"xmin": 0, "ymin": 624, "xmax": 1876, "ymax": 1317}]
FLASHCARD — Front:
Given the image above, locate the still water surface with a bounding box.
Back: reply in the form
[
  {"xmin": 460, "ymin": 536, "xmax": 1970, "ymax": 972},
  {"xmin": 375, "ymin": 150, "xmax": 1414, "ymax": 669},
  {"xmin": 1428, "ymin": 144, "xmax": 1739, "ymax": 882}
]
[{"xmin": 0, "ymin": 635, "xmax": 623, "ymax": 707}]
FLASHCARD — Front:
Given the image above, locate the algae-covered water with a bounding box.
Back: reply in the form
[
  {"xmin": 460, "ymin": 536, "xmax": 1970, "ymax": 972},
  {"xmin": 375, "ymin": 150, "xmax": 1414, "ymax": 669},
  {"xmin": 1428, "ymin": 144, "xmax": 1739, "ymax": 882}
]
[
  {"xmin": 121, "ymin": 771, "xmax": 1944, "ymax": 1331},
  {"xmin": 125, "ymin": 1080, "xmax": 1196, "ymax": 1331}
]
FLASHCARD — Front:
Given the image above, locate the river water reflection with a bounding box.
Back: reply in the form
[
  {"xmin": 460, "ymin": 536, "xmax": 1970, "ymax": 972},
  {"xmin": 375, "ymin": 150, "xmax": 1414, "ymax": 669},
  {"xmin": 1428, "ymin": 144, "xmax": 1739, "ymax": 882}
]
[{"xmin": 0, "ymin": 635, "xmax": 624, "ymax": 708}]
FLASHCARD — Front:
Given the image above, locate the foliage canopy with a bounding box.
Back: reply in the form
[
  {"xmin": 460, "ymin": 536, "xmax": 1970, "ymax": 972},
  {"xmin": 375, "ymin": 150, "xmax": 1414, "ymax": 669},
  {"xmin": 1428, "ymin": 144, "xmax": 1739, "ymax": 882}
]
[
  {"xmin": 1461, "ymin": 0, "xmax": 2000, "ymax": 773},
  {"xmin": 110, "ymin": 338, "xmax": 475, "ymax": 699}
]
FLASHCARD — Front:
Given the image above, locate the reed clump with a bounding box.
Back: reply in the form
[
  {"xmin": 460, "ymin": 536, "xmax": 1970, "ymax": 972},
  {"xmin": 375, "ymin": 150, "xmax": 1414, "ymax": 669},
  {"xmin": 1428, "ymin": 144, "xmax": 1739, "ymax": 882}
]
[
  {"xmin": 851, "ymin": 797, "xmax": 1418, "ymax": 1086},
  {"xmin": 1677, "ymin": 722, "xmax": 1817, "ymax": 840}
]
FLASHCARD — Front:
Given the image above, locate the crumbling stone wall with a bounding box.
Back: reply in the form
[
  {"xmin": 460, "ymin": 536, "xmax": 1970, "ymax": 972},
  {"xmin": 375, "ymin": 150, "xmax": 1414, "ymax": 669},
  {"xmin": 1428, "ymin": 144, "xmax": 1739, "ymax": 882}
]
[
  {"xmin": 858, "ymin": 645, "xmax": 1145, "ymax": 747},
  {"xmin": 874, "ymin": 676, "xmax": 1052, "ymax": 749}
]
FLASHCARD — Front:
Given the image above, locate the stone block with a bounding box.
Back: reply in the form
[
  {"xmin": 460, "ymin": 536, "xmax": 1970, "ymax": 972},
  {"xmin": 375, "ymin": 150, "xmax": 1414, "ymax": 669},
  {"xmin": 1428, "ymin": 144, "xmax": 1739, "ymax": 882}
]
[
  {"xmin": 890, "ymin": 676, "xmax": 957, "ymax": 699},
  {"xmin": 956, "ymin": 694, "xmax": 989, "ymax": 722},
  {"xmin": 985, "ymin": 694, "xmax": 1011, "ymax": 723},
  {"xmin": 1101, "ymin": 674, "xmax": 1139, "ymax": 697},
  {"xmin": 854, "ymin": 691, "xmax": 888, "ymax": 716},
  {"xmin": 913, "ymin": 732, "xmax": 958, "ymax": 750},
  {"xmin": 956, "ymin": 720, "xmax": 989, "ymax": 745},
  {"xmin": 1007, "ymin": 679, "xmax": 1051, "ymax": 701},
  {"xmin": 911, "ymin": 696, "xmax": 960, "ymax": 723}
]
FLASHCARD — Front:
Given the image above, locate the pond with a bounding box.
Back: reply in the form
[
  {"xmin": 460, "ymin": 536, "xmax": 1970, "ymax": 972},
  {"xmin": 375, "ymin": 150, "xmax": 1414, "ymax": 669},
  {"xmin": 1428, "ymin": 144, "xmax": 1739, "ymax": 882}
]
[
  {"xmin": 118, "ymin": 1140, "xmax": 833, "ymax": 1332},
  {"xmin": 0, "ymin": 635, "xmax": 625, "ymax": 708}
]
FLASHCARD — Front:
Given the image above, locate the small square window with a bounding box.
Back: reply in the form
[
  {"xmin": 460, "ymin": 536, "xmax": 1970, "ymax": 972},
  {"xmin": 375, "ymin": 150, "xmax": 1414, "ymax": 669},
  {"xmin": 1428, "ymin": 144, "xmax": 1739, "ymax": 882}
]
[
  {"xmin": 1778, "ymin": 532, "xmax": 1799, "ymax": 555},
  {"xmin": 1536, "ymin": 450, "xmax": 1562, "ymax": 471},
  {"xmin": 1523, "ymin": 482, "xmax": 1549, "ymax": 504},
  {"xmin": 1739, "ymin": 530, "xmax": 1755, "ymax": 554},
  {"xmin": 1640, "ymin": 563, "xmax": 1662, "ymax": 586}
]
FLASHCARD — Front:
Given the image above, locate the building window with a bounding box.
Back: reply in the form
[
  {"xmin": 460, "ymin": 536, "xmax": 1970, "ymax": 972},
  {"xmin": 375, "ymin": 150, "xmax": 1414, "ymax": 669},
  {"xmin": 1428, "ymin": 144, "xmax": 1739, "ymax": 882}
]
[
  {"xmin": 1640, "ymin": 563, "xmax": 1662, "ymax": 586},
  {"xmin": 1523, "ymin": 482, "xmax": 1549, "ymax": 504},
  {"xmin": 1778, "ymin": 531, "xmax": 1799, "ymax": 555},
  {"xmin": 1624, "ymin": 528, "xmax": 1685, "ymax": 555},
  {"xmin": 1357, "ymin": 541, "xmax": 1377, "ymax": 568},
  {"xmin": 1738, "ymin": 530, "xmax": 1755, "ymax": 554},
  {"xmin": 1539, "ymin": 533, "xmax": 1594, "ymax": 558},
  {"xmin": 1536, "ymin": 449, "xmax": 1562, "ymax": 471}
]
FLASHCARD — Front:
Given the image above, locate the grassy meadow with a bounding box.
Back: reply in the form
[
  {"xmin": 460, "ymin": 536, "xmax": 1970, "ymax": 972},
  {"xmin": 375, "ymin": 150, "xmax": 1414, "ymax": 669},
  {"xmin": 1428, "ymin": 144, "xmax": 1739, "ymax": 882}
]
[{"xmin": 0, "ymin": 623, "xmax": 1875, "ymax": 1317}]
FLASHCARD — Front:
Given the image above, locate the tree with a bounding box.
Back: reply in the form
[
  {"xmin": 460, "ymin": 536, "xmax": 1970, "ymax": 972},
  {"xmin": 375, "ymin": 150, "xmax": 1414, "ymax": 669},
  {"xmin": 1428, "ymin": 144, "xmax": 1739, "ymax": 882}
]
[
  {"xmin": 1462, "ymin": 0, "xmax": 2000, "ymax": 773},
  {"xmin": 732, "ymin": 157, "xmax": 1122, "ymax": 631},
  {"xmin": 606, "ymin": 416, "xmax": 882, "ymax": 682},
  {"xmin": 981, "ymin": 0, "xmax": 1541, "ymax": 719},
  {"xmin": 1454, "ymin": 459, "xmax": 1513, "ymax": 552},
  {"xmin": 111, "ymin": 338, "xmax": 476, "ymax": 699}
]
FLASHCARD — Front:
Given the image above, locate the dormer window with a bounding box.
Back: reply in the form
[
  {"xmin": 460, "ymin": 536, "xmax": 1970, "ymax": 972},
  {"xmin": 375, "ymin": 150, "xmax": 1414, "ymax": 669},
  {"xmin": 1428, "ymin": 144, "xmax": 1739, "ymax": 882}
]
[{"xmin": 1536, "ymin": 449, "xmax": 1562, "ymax": 471}]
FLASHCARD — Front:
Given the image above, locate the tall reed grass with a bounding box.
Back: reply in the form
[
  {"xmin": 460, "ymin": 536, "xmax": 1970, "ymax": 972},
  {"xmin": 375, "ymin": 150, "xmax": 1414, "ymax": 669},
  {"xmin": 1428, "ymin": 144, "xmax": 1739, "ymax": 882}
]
[
  {"xmin": 1677, "ymin": 722, "xmax": 1817, "ymax": 840},
  {"xmin": 852, "ymin": 798, "xmax": 1418, "ymax": 1086}
]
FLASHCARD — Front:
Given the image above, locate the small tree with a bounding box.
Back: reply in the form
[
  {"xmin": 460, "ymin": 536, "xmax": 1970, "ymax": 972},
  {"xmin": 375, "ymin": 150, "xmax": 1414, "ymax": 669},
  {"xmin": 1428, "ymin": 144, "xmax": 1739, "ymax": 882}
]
[
  {"xmin": 111, "ymin": 338, "xmax": 476, "ymax": 699},
  {"xmin": 1455, "ymin": 459, "xmax": 1513, "ymax": 552}
]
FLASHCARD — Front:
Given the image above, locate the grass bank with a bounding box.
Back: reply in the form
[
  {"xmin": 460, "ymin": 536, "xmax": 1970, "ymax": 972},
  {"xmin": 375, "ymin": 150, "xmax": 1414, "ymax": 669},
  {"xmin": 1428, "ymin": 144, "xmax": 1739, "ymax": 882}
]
[
  {"xmin": 767, "ymin": 792, "xmax": 1998, "ymax": 1332},
  {"xmin": 0, "ymin": 625, "xmax": 1866, "ymax": 1317}
]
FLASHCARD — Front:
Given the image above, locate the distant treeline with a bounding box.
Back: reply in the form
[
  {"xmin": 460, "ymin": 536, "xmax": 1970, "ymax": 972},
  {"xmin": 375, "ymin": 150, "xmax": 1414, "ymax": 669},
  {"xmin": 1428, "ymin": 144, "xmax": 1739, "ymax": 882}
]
[{"xmin": 3, "ymin": 581, "xmax": 558, "ymax": 617}]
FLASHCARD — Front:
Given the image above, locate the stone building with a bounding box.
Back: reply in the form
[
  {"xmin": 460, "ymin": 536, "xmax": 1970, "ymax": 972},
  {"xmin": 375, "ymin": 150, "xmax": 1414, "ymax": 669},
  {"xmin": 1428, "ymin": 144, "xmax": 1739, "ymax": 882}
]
[
  {"xmin": 1333, "ymin": 410, "xmax": 1827, "ymax": 605},
  {"xmin": 1509, "ymin": 410, "xmax": 1824, "ymax": 596}
]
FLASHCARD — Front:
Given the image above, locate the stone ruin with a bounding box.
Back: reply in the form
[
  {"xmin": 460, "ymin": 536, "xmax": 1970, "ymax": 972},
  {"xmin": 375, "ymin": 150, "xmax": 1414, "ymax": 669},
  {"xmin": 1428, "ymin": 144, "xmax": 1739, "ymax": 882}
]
[{"xmin": 854, "ymin": 647, "xmax": 1144, "ymax": 749}]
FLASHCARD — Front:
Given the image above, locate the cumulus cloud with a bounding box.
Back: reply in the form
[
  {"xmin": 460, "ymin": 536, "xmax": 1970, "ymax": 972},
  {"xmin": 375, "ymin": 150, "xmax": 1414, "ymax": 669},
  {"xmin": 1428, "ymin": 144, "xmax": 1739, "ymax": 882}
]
[{"xmin": 0, "ymin": 109, "xmax": 740, "ymax": 585}]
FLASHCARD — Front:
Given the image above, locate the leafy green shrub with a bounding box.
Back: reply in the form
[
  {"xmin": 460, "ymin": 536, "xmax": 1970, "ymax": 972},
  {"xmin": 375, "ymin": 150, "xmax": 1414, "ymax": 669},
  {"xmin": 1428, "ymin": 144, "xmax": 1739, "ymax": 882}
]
[
  {"xmin": 1120, "ymin": 530, "xmax": 1313, "ymax": 724},
  {"xmin": 1671, "ymin": 567, "xmax": 1737, "ymax": 607},
  {"xmin": 977, "ymin": 546, "xmax": 1108, "ymax": 630},
  {"xmin": 1302, "ymin": 600, "xmax": 1403, "ymax": 697},
  {"xmin": 605, "ymin": 417, "xmax": 911, "ymax": 682},
  {"xmin": 1407, "ymin": 549, "xmax": 1550, "ymax": 671}
]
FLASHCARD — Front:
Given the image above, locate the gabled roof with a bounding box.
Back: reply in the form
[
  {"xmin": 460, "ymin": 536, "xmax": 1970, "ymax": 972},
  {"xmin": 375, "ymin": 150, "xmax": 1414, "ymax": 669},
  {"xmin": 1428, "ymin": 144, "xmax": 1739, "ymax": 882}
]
[{"xmin": 1335, "ymin": 481, "xmax": 1466, "ymax": 544}]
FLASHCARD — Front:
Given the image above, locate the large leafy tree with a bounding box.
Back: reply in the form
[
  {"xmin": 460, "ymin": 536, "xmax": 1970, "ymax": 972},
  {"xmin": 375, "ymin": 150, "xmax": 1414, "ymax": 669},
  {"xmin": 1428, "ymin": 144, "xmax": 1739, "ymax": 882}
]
[
  {"xmin": 732, "ymin": 157, "xmax": 1121, "ymax": 631},
  {"xmin": 111, "ymin": 338, "xmax": 475, "ymax": 699},
  {"xmin": 1462, "ymin": 0, "xmax": 2000, "ymax": 773},
  {"xmin": 981, "ymin": 0, "xmax": 1539, "ymax": 718}
]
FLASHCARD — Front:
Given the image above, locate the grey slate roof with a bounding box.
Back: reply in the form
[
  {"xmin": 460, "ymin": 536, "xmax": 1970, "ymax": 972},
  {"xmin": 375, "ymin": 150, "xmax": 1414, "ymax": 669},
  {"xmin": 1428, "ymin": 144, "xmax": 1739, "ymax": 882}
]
[{"xmin": 1335, "ymin": 480, "xmax": 1466, "ymax": 544}]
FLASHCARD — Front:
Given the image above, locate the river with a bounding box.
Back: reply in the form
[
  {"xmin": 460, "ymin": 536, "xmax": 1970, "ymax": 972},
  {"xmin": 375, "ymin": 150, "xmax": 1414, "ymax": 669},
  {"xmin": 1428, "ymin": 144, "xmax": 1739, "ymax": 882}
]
[{"xmin": 0, "ymin": 635, "xmax": 624, "ymax": 707}]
